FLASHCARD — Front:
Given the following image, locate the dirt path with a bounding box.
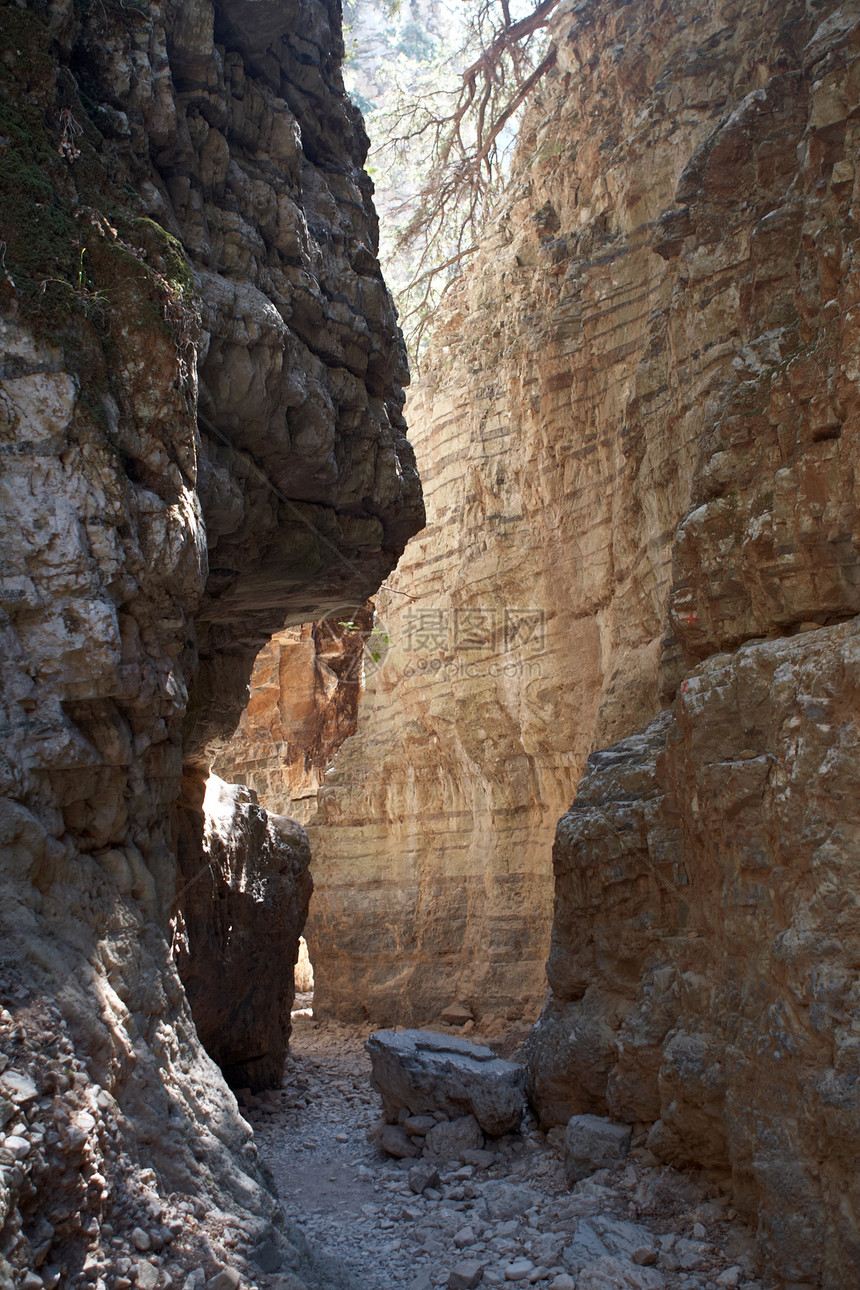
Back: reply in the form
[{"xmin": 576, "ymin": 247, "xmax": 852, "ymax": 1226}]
[{"xmin": 242, "ymin": 1016, "xmax": 769, "ymax": 1290}]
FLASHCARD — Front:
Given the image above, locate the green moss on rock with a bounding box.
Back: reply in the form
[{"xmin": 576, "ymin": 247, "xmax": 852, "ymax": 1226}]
[{"xmin": 0, "ymin": 0, "xmax": 195, "ymax": 368}]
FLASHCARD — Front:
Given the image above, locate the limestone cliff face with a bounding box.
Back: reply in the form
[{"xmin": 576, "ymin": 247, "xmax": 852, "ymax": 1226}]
[
  {"xmin": 308, "ymin": 0, "xmax": 860, "ymax": 1279},
  {"xmin": 305, "ymin": 360, "xmax": 587, "ymax": 1025},
  {"xmin": 0, "ymin": 0, "xmax": 420, "ymax": 1282},
  {"xmin": 212, "ymin": 609, "xmax": 372, "ymax": 823},
  {"xmin": 307, "ymin": 0, "xmax": 777, "ymax": 1025},
  {"xmin": 516, "ymin": 0, "xmax": 860, "ymax": 1284}
]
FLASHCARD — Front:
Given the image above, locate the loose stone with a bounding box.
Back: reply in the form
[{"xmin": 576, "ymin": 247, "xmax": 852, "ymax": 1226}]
[
  {"xmin": 135, "ymin": 1264, "xmax": 160, "ymax": 1290},
  {"xmin": 563, "ymin": 1116, "xmax": 632, "ymax": 1184},
  {"xmin": 410, "ymin": 1164, "xmax": 442, "ymax": 1194},
  {"xmin": 448, "ymin": 1261, "xmax": 484, "ymax": 1290},
  {"xmin": 3, "ymin": 1135, "xmax": 30, "ymax": 1159},
  {"xmin": 208, "ymin": 1270, "xmax": 241, "ymax": 1290}
]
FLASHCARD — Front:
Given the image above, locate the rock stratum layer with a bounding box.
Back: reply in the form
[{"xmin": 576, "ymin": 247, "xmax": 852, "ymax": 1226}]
[
  {"xmin": 517, "ymin": 0, "xmax": 860, "ymax": 1285},
  {"xmin": 0, "ymin": 0, "xmax": 420, "ymax": 1283},
  {"xmin": 310, "ymin": 0, "xmax": 860, "ymax": 1281},
  {"xmin": 213, "ymin": 609, "xmax": 372, "ymax": 823}
]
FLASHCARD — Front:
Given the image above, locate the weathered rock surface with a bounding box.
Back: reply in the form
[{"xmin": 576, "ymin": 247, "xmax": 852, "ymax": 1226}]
[
  {"xmin": 519, "ymin": 0, "xmax": 860, "ymax": 1283},
  {"xmin": 173, "ymin": 775, "xmax": 312, "ymax": 1090},
  {"xmin": 422, "ymin": 1115, "xmax": 485, "ymax": 1164},
  {"xmin": 371, "ymin": 1121, "xmax": 422, "ymax": 1159},
  {"xmin": 212, "ymin": 609, "xmax": 372, "ymax": 823},
  {"xmin": 309, "ymin": 0, "xmax": 840, "ymax": 1030},
  {"xmin": 563, "ymin": 1116, "xmax": 632, "ymax": 1185},
  {"xmin": 0, "ymin": 0, "xmax": 420, "ymax": 1281},
  {"xmin": 308, "ymin": 544, "xmax": 573, "ymax": 1020},
  {"xmin": 325, "ymin": 0, "xmax": 858, "ymax": 1279},
  {"xmin": 532, "ymin": 619, "xmax": 860, "ymax": 1283},
  {"xmin": 366, "ymin": 1030, "xmax": 526, "ymax": 1137}
]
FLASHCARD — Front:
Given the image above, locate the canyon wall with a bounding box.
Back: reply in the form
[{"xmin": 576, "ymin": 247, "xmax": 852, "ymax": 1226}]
[
  {"xmin": 305, "ymin": 0, "xmax": 745, "ymax": 1025},
  {"xmin": 308, "ymin": 0, "xmax": 860, "ymax": 1281},
  {"xmin": 212, "ymin": 610, "xmax": 372, "ymax": 822},
  {"xmin": 0, "ymin": 0, "xmax": 420, "ymax": 1283},
  {"xmin": 517, "ymin": 0, "xmax": 860, "ymax": 1285}
]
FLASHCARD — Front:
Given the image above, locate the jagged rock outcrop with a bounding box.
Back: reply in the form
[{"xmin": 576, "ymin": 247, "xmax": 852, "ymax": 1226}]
[
  {"xmin": 531, "ymin": 620, "xmax": 860, "ymax": 1284},
  {"xmin": 173, "ymin": 776, "xmax": 313, "ymax": 1091},
  {"xmin": 212, "ymin": 608, "xmax": 372, "ymax": 822},
  {"xmin": 309, "ymin": 0, "xmax": 860, "ymax": 1280},
  {"xmin": 0, "ymin": 0, "xmax": 420, "ymax": 1282}
]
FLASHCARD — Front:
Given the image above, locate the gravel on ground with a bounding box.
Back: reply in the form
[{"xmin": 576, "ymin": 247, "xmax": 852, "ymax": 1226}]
[{"xmin": 241, "ymin": 1015, "xmax": 771, "ymax": 1290}]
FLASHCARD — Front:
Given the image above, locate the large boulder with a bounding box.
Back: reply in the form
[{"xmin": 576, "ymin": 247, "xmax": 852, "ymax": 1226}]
[{"xmin": 366, "ymin": 1029, "xmax": 526, "ymax": 1137}]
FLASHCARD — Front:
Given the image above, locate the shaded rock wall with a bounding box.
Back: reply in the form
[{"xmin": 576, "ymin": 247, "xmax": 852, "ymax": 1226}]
[
  {"xmin": 173, "ymin": 776, "xmax": 313, "ymax": 1091},
  {"xmin": 201, "ymin": 609, "xmax": 373, "ymax": 1079},
  {"xmin": 531, "ymin": 620, "xmax": 860, "ymax": 1284},
  {"xmin": 0, "ymin": 0, "xmax": 420, "ymax": 1282}
]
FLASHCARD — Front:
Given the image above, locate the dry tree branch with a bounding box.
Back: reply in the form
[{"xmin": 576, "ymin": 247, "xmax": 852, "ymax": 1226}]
[
  {"xmin": 369, "ymin": 0, "xmax": 562, "ymax": 358},
  {"xmin": 473, "ymin": 47, "xmax": 557, "ymax": 168}
]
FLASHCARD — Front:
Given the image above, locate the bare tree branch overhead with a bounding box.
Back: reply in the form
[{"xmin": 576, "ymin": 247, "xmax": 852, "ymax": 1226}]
[{"xmin": 346, "ymin": 0, "xmax": 562, "ymax": 358}]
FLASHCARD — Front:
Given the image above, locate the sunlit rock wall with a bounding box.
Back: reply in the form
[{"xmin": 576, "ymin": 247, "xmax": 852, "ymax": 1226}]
[
  {"xmin": 0, "ymin": 0, "xmax": 421, "ymax": 1281},
  {"xmin": 305, "ymin": 370, "xmax": 587, "ymax": 1026},
  {"xmin": 212, "ymin": 609, "xmax": 372, "ymax": 824},
  {"xmin": 309, "ymin": 0, "xmax": 860, "ymax": 1279},
  {"xmin": 519, "ymin": 0, "xmax": 860, "ymax": 1284},
  {"xmin": 307, "ymin": 0, "xmax": 766, "ymax": 1027}
]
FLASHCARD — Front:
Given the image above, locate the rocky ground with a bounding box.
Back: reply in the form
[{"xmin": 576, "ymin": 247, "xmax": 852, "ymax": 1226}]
[
  {"xmin": 243, "ymin": 1014, "xmax": 773, "ymax": 1290},
  {"xmin": 0, "ymin": 976, "xmax": 339, "ymax": 1290}
]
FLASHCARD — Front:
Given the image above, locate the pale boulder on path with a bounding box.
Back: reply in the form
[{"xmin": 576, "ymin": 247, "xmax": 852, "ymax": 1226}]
[{"xmin": 365, "ymin": 1029, "xmax": 526, "ymax": 1136}]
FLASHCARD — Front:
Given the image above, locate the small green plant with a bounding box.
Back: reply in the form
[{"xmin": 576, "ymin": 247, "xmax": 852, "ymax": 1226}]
[
  {"xmin": 337, "ymin": 618, "xmax": 392, "ymax": 665},
  {"xmin": 368, "ymin": 628, "xmax": 393, "ymax": 664},
  {"xmin": 38, "ymin": 247, "xmax": 109, "ymax": 320}
]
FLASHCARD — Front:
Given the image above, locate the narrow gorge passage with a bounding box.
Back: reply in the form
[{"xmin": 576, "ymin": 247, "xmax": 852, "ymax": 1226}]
[
  {"xmin": 3, "ymin": 0, "xmax": 860, "ymax": 1286},
  {"xmin": 242, "ymin": 1018, "xmax": 763, "ymax": 1290}
]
